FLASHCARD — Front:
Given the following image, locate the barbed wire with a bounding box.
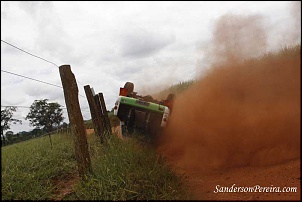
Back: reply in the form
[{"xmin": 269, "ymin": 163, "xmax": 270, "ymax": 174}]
[
  {"xmin": 1, "ymin": 69, "xmax": 63, "ymax": 88},
  {"xmin": 1, "ymin": 39, "xmax": 59, "ymax": 67},
  {"xmin": 1, "ymin": 39, "xmax": 87, "ymax": 98},
  {"xmin": 1, "ymin": 69, "xmax": 87, "ymax": 98},
  {"xmin": 1, "ymin": 70, "xmax": 90, "ymax": 120},
  {"xmin": 1, "ymin": 105, "xmax": 90, "ymax": 121},
  {"xmin": 1, "ymin": 40, "xmax": 102, "ymax": 131}
]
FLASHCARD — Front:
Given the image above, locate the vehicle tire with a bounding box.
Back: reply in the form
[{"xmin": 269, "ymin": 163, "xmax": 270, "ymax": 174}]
[
  {"xmin": 120, "ymin": 122, "xmax": 134, "ymax": 137},
  {"xmin": 120, "ymin": 121, "xmax": 126, "ymax": 136},
  {"xmin": 143, "ymin": 95, "xmax": 153, "ymax": 102},
  {"xmin": 124, "ymin": 82, "xmax": 134, "ymax": 96},
  {"xmin": 166, "ymin": 93, "xmax": 175, "ymax": 114},
  {"xmin": 125, "ymin": 108, "xmax": 135, "ymax": 135},
  {"xmin": 167, "ymin": 93, "xmax": 175, "ymax": 101}
]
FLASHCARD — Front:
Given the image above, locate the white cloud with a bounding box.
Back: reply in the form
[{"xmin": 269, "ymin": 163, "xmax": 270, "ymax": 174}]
[{"xmin": 118, "ymin": 28, "xmax": 175, "ymax": 58}]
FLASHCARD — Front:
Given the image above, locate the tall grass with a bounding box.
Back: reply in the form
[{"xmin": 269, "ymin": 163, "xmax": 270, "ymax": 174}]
[
  {"xmin": 2, "ymin": 131, "xmax": 189, "ymax": 200},
  {"xmin": 66, "ymin": 133, "xmax": 189, "ymax": 200},
  {"xmin": 1, "ymin": 133, "xmax": 76, "ymax": 200}
]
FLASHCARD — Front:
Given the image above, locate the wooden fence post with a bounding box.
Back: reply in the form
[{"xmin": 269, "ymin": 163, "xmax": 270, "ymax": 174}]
[
  {"xmin": 84, "ymin": 85, "xmax": 104, "ymax": 144},
  {"xmin": 94, "ymin": 94, "xmax": 107, "ymax": 138},
  {"xmin": 98, "ymin": 93, "xmax": 112, "ymax": 135},
  {"xmin": 48, "ymin": 132, "xmax": 53, "ymax": 149},
  {"xmin": 59, "ymin": 65, "xmax": 91, "ymax": 178}
]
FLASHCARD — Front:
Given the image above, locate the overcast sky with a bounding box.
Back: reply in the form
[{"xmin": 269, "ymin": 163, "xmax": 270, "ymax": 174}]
[{"xmin": 1, "ymin": 1, "xmax": 300, "ymax": 133}]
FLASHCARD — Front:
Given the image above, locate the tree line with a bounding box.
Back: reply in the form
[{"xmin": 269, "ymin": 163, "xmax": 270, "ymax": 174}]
[{"xmin": 1, "ymin": 99, "xmax": 66, "ymax": 146}]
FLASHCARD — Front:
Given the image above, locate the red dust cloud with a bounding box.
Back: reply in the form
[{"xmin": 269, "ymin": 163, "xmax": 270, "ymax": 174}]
[{"xmin": 158, "ymin": 13, "xmax": 301, "ymax": 174}]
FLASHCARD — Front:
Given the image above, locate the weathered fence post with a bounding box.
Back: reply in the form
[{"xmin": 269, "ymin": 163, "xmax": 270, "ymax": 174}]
[
  {"xmin": 98, "ymin": 93, "xmax": 112, "ymax": 135},
  {"xmin": 59, "ymin": 65, "xmax": 91, "ymax": 178},
  {"xmin": 48, "ymin": 132, "xmax": 53, "ymax": 149},
  {"xmin": 94, "ymin": 93, "xmax": 107, "ymax": 138},
  {"xmin": 84, "ymin": 85, "xmax": 105, "ymax": 144}
]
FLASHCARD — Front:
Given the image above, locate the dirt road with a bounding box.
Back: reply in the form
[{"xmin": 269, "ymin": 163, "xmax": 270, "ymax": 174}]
[
  {"xmin": 87, "ymin": 129, "xmax": 300, "ymax": 200},
  {"xmin": 178, "ymin": 158, "xmax": 300, "ymax": 200}
]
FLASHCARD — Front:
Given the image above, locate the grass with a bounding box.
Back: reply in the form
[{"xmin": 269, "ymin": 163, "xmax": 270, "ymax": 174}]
[
  {"xmin": 65, "ymin": 132, "xmax": 189, "ymax": 200},
  {"xmin": 155, "ymin": 80, "xmax": 194, "ymax": 100},
  {"xmin": 1, "ymin": 131, "xmax": 189, "ymax": 200},
  {"xmin": 1, "ymin": 133, "xmax": 76, "ymax": 200}
]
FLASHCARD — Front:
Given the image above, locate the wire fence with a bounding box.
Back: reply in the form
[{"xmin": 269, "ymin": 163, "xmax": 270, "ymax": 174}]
[{"xmin": 1, "ymin": 39, "xmax": 91, "ymax": 134}]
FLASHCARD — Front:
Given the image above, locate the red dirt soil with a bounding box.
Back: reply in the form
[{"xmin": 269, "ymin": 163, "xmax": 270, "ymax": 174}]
[
  {"xmin": 157, "ymin": 39, "xmax": 300, "ymax": 200},
  {"xmin": 51, "ymin": 173, "xmax": 79, "ymax": 200},
  {"xmin": 86, "ymin": 129, "xmax": 94, "ymax": 136},
  {"xmin": 172, "ymin": 158, "xmax": 300, "ymax": 200},
  {"xmin": 155, "ymin": 9, "xmax": 301, "ymax": 199}
]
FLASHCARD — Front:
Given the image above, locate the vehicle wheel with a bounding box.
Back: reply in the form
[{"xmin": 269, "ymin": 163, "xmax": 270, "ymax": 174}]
[
  {"xmin": 143, "ymin": 95, "xmax": 153, "ymax": 102},
  {"xmin": 124, "ymin": 82, "xmax": 134, "ymax": 96},
  {"xmin": 120, "ymin": 121, "xmax": 126, "ymax": 136},
  {"xmin": 166, "ymin": 93, "xmax": 175, "ymax": 113},
  {"xmin": 120, "ymin": 122, "xmax": 134, "ymax": 137},
  {"xmin": 124, "ymin": 108, "xmax": 135, "ymax": 136},
  {"xmin": 167, "ymin": 93, "xmax": 175, "ymax": 101}
]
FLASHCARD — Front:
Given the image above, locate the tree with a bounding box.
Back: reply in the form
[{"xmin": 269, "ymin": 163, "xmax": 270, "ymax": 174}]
[
  {"xmin": 30, "ymin": 128, "xmax": 45, "ymax": 138},
  {"xmin": 25, "ymin": 99, "xmax": 64, "ymax": 132},
  {"xmin": 1, "ymin": 107, "xmax": 22, "ymax": 143},
  {"xmin": 5, "ymin": 131, "xmax": 14, "ymax": 143}
]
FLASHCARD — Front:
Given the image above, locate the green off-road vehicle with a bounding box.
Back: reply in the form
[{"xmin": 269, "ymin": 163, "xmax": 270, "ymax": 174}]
[{"xmin": 113, "ymin": 82, "xmax": 175, "ymax": 137}]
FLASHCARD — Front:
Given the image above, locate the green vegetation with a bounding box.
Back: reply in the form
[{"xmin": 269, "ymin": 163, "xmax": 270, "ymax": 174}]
[
  {"xmin": 1, "ymin": 107, "xmax": 22, "ymax": 145},
  {"xmin": 1, "ymin": 99, "xmax": 67, "ymax": 146},
  {"xmin": 157, "ymin": 45, "xmax": 300, "ymax": 101},
  {"xmin": 2, "ymin": 131, "xmax": 189, "ymax": 200},
  {"xmin": 155, "ymin": 80, "xmax": 194, "ymax": 99},
  {"xmin": 84, "ymin": 112, "xmax": 120, "ymax": 129},
  {"xmin": 2, "ymin": 128, "xmax": 50, "ymax": 146},
  {"xmin": 25, "ymin": 99, "xmax": 64, "ymax": 132},
  {"xmin": 1, "ymin": 133, "xmax": 76, "ymax": 200},
  {"xmin": 109, "ymin": 114, "xmax": 120, "ymax": 127},
  {"xmin": 245, "ymin": 44, "xmax": 301, "ymax": 64},
  {"xmin": 68, "ymin": 133, "xmax": 188, "ymax": 200},
  {"xmin": 84, "ymin": 119, "xmax": 94, "ymax": 129},
  {"xmin": 167, "ymin": 80, "xmax": 194, "ymax": 94}
]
